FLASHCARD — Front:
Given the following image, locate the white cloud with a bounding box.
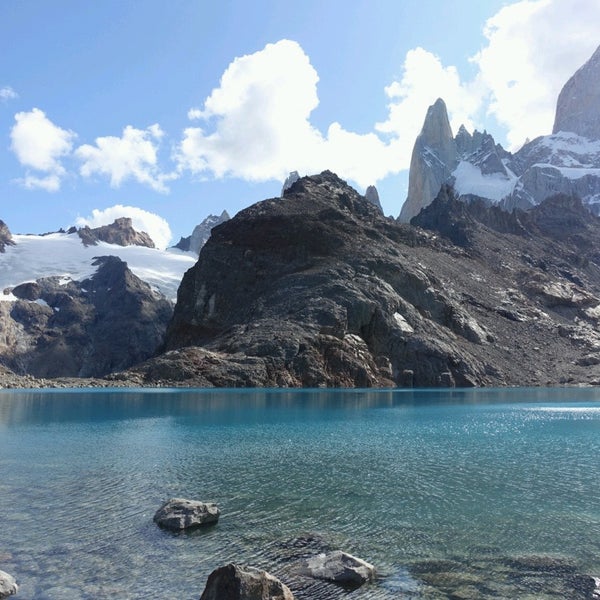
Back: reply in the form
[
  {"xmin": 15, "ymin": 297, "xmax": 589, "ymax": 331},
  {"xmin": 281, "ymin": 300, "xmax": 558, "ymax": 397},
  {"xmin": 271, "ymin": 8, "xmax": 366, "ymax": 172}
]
[
  {"xmin": 75, "ymin": 205, "xmax": 172, "ymax": 250},
  {"xmin": 376, "ymin": 47, "xmax": 485, "ymax": 168},
  {"xmin": 76, "ymin": 124, "xmax": 174, "ymax": 192},
  {"xmin": 176, "ymin": 39, "xmax": 396, "ymax": 188},
  {"xmin": 473, "ymin": 0, "xmax": 600, "ymax": 149},
  {"xmin": 0, "ymin": 86, "xmax": 18, "ymax": 101},
  {"xmin": 10, "ymin": 108, "xmax": 75, "ymax": 190}
]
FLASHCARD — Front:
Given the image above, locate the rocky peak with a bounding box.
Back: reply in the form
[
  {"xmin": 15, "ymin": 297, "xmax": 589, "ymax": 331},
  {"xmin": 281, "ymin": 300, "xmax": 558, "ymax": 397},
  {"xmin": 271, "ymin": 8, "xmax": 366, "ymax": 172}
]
[
  {"xmin": 399, "ymin": 98, "xmax": 458, "ymax": 222},
  {"xmin": 77, "ymin": 217, "xmax": 155, "ymax": 248},
  {"xmin": 553, "ymin": 44, "xmax": 600, "ymax": 140},
  {"xmin": 0, "ymin": 220, "xmax": 15, "ymax": 253},
  {"xmin": 281, "ymin": 171, "xmax": 300, "ymax": 196},
  {"xmin": 173, "ymin": 210, "xmax": 231, "ymax": 255},
  {"xmin": 364, "ymin": 185, "xmax": 383, "ymax": 212}
]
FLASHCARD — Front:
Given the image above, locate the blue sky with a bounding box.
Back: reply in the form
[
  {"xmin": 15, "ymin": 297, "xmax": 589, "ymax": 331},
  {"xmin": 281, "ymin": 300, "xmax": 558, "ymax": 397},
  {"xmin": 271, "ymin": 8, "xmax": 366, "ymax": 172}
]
[{"xmin": 1, "ymin": 0, "xmax": 599, "ymax": 247}]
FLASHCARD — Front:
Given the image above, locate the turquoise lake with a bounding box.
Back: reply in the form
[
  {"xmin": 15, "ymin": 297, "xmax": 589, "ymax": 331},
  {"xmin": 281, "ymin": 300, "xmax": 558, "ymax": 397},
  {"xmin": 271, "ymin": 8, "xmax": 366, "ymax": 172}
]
[{"xmin": 0, "ymin": 387, "xmax": 599, "ymax": 599}]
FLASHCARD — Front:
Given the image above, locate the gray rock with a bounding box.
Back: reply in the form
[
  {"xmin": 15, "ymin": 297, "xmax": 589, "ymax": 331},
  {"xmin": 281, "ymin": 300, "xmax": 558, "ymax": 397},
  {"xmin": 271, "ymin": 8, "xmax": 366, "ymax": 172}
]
[
  {"xmin": 154, "ymin": 497, "xmax": 219, "ymax": 531},
  {"xmin": 199, "ymin": 563, "xmax": 294, "ymax": 600},
  {"xmin": 0, "ymin": 220, "xmax": 15, "ymax": 254},
  {"xmin": 400, "ymin": 98, "xmax": 457, "ymax": 222},
  {"xmin": 174, "ymin": 211, "xmax": 230, "ymax": 255},
  {"xmin": 0, "ymin": 570, "xmax": 17, "ymax": 599},
  {"xmin": 281, "ymin": 171, "xmax": 300, "ymax": 196},
  {"xmin": 301, "ymin": 550, "xmax": 375, "ymax": 588},
  {"xmin": 365, "ymin": 185, "xmax": 383, "ymax": 212},
  {"xmin": 553, "ymin": 44, "xmax": 600, "ymax": 140}
]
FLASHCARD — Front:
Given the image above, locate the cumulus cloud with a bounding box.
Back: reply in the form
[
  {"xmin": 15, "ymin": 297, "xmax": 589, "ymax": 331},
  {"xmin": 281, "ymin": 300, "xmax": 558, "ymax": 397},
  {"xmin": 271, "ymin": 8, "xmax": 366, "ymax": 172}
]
[
  {"xmin": 10, "ymin": 108, "xmax": 75, "ymax": 191},
  {"xmin": 0, "ymin": 86, "xmax": 18, "ymax": 101},
  {"xmin": 75, "ymin": 204, "xmax": 172, "ymax": 249},
  {"xmin": 472, "ymin": 0, "xmax": 600, "ymax": 149},
  {"xmin": 376, "ymin": 47, "xmax": 485, "ymax": 168},
  {"xmin": 177, "ymin": 39, "xmax": 396, "ymax": 188},
  {"xmin": 76, "ymin": 124, "xmax": 174, "ymax": 192}
]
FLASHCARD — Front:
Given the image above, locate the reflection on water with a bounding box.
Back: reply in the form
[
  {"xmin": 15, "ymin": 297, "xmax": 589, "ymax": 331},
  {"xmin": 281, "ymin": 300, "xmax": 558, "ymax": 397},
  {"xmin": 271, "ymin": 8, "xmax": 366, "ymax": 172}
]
[{"xmin": 0, "ymin": 387, "xmax": 599, "ymax": 599}]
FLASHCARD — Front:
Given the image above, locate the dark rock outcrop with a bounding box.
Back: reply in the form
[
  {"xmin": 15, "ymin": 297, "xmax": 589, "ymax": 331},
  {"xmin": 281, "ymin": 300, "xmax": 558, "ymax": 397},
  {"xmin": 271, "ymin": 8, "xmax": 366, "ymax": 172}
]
[
  {"xmin": 174, "ymin": 211, "xmax": 230, "ymax": 255},
  {"xmin": 0, "ymin": 221, "xmax": 14, "ymax": 253},
  {"xmin": 154, "ymin": 498, "xmax": 219, "ymax": 531},
  {"xmin": 128, "ymin": 172, "xmax": 600, "ymax": 388},
  {"xmin": 78, "ymin": 217, "xmax": 155, "ymax": 248},
  {"xmin": 199, "ymin": 564, "xmax": 294, "ymax": 600},
  {"xmin": 0, "ymin": 256, "xmax": 172, "ymax": 378}
]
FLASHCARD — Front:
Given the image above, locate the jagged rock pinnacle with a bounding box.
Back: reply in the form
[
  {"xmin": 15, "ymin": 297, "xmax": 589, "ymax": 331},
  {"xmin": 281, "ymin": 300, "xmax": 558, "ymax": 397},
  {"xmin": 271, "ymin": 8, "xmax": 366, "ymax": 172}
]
[{"xmin": 399, "ymin": 98, "xmax": 457, "ymax": 222}]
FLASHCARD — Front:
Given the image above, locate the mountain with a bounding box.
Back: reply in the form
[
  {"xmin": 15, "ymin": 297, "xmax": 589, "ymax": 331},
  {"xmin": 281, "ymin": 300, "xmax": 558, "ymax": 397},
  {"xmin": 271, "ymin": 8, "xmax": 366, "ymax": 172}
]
[
  {"xmin": 173, "ymin": 210, "xmax": 231, "ymax": 255},
  {"xmin": 0, "ymin": 256, "xmax": 172, "ymax": 378},
  {"xmin": 77, "ymin": 216, "xmax": 155, "ymax": 248},
  {"xmin": 400, "ymin": 44, "xmax": 600, "ymax": 220},
  {"xmin": 0, "ymin": 219, "xmax": 196, "ymax": 380},
  {"xmin": 127, "ymin": 172, "xmax": 600, "ymax": 388},
  {"xmin": 0, "ymin": 220, "xmax": 14, "ymax": 253},
  {"xmin": 365, "ymin": 185, "xmax": 383, "ymax": 212}
]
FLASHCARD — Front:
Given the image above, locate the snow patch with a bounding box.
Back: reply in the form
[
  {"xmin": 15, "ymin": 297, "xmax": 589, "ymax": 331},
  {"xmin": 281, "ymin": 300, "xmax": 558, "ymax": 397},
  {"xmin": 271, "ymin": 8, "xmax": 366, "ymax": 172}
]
[
  {"xmin": 0, "ymin": 232, "xmax": 196, "ymax": 302},
  {"xmin": 452, "ymin": 161, "xmax": 517, "ymax": 202}
]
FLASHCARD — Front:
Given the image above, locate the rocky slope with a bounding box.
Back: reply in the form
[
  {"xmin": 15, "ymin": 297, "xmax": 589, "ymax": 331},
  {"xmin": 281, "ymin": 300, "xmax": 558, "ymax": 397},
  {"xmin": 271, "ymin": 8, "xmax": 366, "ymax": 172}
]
[
  {"xmin": 122, "ymin": 171, "xmax": 600, "ymax": 388},
  {"xmin": 401, "ymin": 44, "xmax": 600, "ymax": 219},
  {"xmin": 0, "ymin": 220, "xmax": 14, "ymax": 253},
  {"xmin": 0, "ymin": 256, "xmax": 172, "ymax": 378}
]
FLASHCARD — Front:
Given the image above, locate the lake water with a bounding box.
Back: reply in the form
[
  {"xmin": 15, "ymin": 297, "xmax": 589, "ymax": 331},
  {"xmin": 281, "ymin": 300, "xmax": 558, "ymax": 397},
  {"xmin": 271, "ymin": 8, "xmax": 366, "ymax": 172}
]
[{"xmin": 0, "ymin": 387, "xmax": 599, "ymax": 599}]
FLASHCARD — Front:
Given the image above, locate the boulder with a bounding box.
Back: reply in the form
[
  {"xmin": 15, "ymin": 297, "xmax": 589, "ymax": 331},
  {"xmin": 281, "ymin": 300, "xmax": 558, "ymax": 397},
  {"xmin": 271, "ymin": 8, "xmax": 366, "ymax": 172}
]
[
  {"xmin": 154, "ymin": 498, "xmax": 219, "ymax": 531},
  {"xmin": 300, "ymin": 551, "xmax": 375, "ymax": 588},
  {"xmin": 0, "ymin": 570, "xmax": 17, "ymax": 599},
  {"xmin": 199, "ymin": 564, "xmax": 294, "ymax": 600}
]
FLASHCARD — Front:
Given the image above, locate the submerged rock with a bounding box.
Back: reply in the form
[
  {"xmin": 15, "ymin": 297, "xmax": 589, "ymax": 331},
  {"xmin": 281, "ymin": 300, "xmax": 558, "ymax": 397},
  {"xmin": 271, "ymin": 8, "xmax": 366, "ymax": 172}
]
[
  {"xmin": 199, "ymin": 563, "xmax": 294, "ymax": 600},
  {"xmin": 153, "ymin": 498, "xmax": 219, "ymax": 531},
  {"xmin": 300, "ymin": 550, "xmax": 375, "ymax": 588},
  {"xmin": 0, "ymin": 570, "xmax": 17, "ymax": 599}
]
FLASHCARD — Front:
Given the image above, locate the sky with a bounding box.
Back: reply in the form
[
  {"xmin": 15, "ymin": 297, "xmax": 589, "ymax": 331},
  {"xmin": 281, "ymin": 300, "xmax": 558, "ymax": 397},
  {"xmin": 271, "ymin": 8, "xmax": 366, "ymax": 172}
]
[{"xmin": 1, "ymin": 0, "xmax": 600, "ymax": 248}]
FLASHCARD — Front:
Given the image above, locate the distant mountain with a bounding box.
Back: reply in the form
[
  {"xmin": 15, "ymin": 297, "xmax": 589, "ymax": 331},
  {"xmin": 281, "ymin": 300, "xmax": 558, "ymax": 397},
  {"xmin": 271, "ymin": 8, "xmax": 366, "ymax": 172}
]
[
  {"xmin": 0, "ymin": 219, "xmax": 195, "ymax": 379},
  {"xmin": 173, "ymin": 210, "xmax": 230, "ymax": 255},
  {"xmin": 400, "ymin": 44, "xmax": 600, "ymax": 220}
]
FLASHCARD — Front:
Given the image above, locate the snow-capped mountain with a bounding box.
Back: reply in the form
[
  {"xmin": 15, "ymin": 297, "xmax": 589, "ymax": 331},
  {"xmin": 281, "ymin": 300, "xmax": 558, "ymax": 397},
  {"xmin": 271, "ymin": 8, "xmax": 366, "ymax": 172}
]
[
  {"xmin": 400, "ymin": 44, "xmax": 600, "ymax": 221},
  {"xmin": 172, "ymin": 210, "xmax": 230, "ymax": 255},
  {"xmin": 0, "ymin": 229, "xmax": 195, "ymax": 303}
]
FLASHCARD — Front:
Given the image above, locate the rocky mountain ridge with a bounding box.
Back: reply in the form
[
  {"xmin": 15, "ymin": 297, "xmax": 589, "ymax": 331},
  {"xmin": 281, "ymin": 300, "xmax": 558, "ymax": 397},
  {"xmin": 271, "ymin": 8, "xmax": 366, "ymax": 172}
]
[
  {"xmin": 173, "ymin": 210, "xmax": 231, "ymax": 255},
  {"xmin": 76, "ymin": 216, "xmax": 155, "ymax": 248},
  {"xmin": 401, "ymin": 44, "xmax": 600, "ymax": 220},
  {"xmin": 120, "ymin": 171, "xmax": 600, "ymax": 388}
]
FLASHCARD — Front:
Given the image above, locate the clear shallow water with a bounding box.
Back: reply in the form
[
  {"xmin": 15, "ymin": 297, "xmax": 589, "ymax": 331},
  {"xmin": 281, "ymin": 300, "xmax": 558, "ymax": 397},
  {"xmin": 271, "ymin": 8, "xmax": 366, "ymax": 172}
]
[{"xmin": 0, "ymin": 387, "xmax": 599, "ymax": 599}]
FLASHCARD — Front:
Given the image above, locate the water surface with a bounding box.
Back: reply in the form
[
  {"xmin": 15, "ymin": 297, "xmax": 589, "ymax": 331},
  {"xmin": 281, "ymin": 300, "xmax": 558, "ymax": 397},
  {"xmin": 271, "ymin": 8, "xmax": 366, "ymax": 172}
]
[{"xmin": 0, "ymin": 387, "xmax": 599, "ymax": 599}]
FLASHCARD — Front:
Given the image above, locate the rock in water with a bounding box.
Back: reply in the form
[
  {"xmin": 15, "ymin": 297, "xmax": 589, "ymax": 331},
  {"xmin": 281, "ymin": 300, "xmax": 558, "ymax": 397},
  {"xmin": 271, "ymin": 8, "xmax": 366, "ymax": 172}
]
[
  {"xmin": 0, "ymin": 570, "xmax": 18, "ymax": 599},
  {"xmin": 553, "ymin": 45, "xmax": 600, "ymax": 140},
  {"xmin": 300, "ymin": 551, "xmax": 375, "ymax": 588},
  {"xmin": 154, "ymin": 498, "xmax": 219, "ymax": 531},
  {"xmin": 199, "ymin": 564, "xmax": 294, "ymax": 600},
  {"xmin": 400, "ymin": 98, "xmax": 457, "ymax": 222}
]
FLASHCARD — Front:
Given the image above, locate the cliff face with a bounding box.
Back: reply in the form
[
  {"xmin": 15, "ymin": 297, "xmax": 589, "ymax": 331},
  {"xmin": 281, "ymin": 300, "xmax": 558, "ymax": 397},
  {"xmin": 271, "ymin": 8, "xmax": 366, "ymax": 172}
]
[
  {"xmin": 78, "ymin": 217, "xmax": 155, "ymax": 248},
  {"xmin": 129, "ymin": 172, "xmax": 600, "ymax": 388},
  {"xmin": 0, "ymin": 256, "xmax": 172, "ymax": 378}
]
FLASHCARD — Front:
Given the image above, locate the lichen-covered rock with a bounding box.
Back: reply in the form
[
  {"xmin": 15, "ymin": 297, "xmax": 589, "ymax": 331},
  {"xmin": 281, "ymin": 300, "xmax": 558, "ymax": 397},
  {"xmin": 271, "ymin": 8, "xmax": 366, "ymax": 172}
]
[
  {"xmin": 300, "ymin": 551, "xmax": 375, "ymax": 588},
  {"xmin": 0, "ymin": 570, "xmax": 18, "ymax": 599},
  {"xmin": 154, "ymin": 498, "xmax": 219, "ymax": 531},
  {"xmin": 199, "ymin": 564, "xmax": 294, "ymax": 600}
]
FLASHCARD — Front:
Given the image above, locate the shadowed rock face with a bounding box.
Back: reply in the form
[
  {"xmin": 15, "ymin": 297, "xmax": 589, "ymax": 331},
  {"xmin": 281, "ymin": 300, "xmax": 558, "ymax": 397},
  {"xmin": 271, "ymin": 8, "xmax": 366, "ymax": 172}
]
[
  {"xmin": 173, "ymin": 211, "xmax": 231, "ymax": 255},
  {"xmin": 129, "ymin": 171, "xmax": 600, "ymax": 388},
  {"xmin": 0, "ymin": 256, "xmax": 172, "ymax": 378}
]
